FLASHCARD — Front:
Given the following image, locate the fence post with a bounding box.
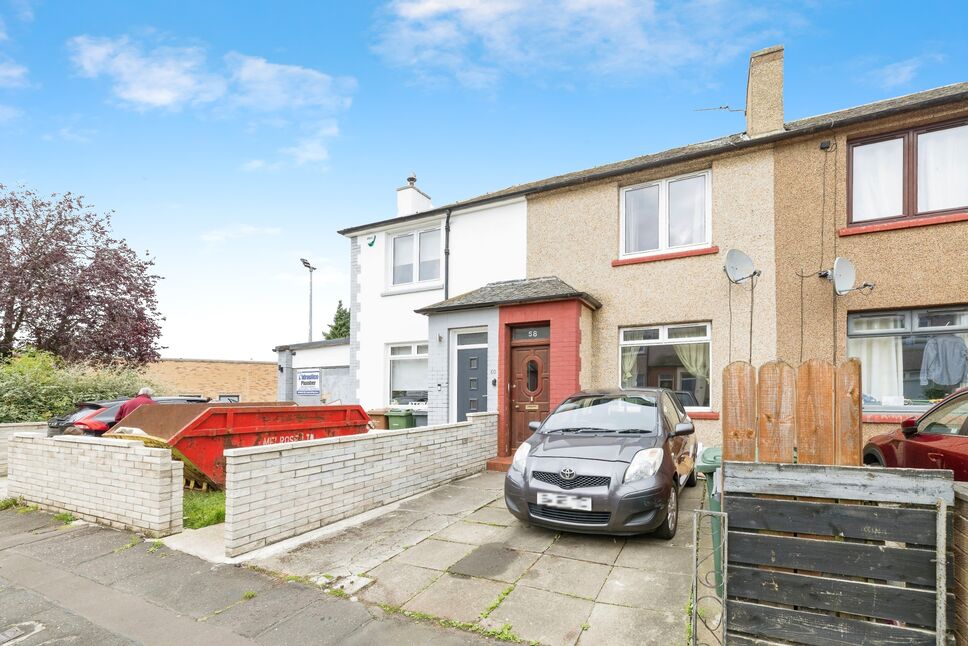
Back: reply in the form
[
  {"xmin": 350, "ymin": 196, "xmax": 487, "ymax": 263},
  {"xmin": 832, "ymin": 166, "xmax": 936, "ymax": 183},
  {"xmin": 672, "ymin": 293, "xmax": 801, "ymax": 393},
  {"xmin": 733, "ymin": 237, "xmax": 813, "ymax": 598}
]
[{"xmin": 835, "ymin": 358, "xmax": 863, "ymax": 466}]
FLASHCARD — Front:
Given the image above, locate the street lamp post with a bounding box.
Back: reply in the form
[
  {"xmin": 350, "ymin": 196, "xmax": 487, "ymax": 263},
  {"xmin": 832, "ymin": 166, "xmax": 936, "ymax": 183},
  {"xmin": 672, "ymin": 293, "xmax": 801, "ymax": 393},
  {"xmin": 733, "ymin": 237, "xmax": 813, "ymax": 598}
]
[{"xmin": 300, "ymin": 258, "xmax": 317, "ymax": 342}]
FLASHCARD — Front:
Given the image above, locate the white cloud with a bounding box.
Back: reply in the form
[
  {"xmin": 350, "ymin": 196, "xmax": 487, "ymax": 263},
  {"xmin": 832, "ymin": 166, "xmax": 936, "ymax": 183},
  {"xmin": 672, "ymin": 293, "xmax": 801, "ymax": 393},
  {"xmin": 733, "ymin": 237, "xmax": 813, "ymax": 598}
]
[
  {"xmin": 200, "ymin": 223, "xmax": 283, "ymax": 243},
  {"xmin": 67, "ymin": 35, "xmax": 226, "ymax": 110},
  {"xmin": 0, "ymin": 17, "xmax": 7, "ymax": 41},
  {"xmin": 374, "ymin": 0, "xmax": 800, "ymax": 88},
  {"xmin": 0, "ymin": 57, "xmax": 27, "ymax": 87},
  {"xmin": 280, "ymin": 120, "xmax": 339, "ymax": 166},
  {"xmin": 42, "ymin": 125, "xmax": 96, "ymax": 143},
  {"xmin": 11, "ymin": 0, "xmax": 35, "ymax": 22},
  {"xmin": 0, "ymin": 104, "xmax": 22, "ymax": 122},
  {"xmin": 868, "ymin": 53, "xmax": 944, "ymax": 89},
  {"xmin": 226, "ymin": 53, "xmax": 356, "ymax": 112}
]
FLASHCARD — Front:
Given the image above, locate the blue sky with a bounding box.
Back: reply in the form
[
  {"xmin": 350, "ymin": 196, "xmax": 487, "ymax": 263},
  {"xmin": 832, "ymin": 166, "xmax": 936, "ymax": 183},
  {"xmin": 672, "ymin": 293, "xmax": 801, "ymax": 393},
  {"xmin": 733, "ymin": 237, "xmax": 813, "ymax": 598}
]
[{"xmin": 1, "ymin": 1, "xmax": 965, "ymax": 360}]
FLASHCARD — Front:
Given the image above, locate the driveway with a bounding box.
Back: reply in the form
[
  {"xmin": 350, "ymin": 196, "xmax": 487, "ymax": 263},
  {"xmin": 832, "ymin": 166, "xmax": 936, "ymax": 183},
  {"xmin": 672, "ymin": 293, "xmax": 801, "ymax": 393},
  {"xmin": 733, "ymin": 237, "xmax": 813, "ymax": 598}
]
[{"xmin": 249, "ymin": 470, "xmax": 701, "ymax": 646}]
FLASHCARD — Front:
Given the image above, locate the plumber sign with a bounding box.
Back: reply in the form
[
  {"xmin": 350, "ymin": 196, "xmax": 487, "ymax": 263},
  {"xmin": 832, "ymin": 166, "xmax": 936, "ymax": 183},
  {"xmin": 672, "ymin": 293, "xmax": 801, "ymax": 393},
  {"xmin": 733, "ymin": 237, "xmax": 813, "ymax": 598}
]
[{"xmin": 295, "ymin": 369, "xmax": 321, "ymax": 396}]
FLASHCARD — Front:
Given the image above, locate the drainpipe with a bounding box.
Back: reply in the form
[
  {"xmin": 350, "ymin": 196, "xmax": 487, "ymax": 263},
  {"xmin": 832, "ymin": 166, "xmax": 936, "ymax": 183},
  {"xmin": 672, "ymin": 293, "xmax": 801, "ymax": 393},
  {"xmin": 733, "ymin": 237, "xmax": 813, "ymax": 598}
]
[{"xmin": 444, "ymin": 208, "xmax": 452, "ymax": 299}]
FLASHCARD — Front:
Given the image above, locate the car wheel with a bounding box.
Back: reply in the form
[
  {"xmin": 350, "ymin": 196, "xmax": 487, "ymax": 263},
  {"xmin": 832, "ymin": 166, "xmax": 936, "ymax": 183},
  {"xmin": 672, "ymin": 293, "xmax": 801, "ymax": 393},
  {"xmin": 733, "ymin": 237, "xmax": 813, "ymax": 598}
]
[
  {"xmin": 864, "ymin": 451, "xmax": 885, "ymax": 467},
  {"xmin": 685, "ymin": 467, "xmax": 698, "ymax": 487},
  {"xmin": 654, "ymin": 483, "xmax": 678, "ymax": 540}
]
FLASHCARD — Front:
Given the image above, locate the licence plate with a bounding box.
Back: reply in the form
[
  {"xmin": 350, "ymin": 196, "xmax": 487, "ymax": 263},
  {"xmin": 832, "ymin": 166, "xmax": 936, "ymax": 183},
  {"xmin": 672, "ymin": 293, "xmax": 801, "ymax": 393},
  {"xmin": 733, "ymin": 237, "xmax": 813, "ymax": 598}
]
[{"xmin": 537, "ymin": 492, "xmax": 592, "ymax": 511}]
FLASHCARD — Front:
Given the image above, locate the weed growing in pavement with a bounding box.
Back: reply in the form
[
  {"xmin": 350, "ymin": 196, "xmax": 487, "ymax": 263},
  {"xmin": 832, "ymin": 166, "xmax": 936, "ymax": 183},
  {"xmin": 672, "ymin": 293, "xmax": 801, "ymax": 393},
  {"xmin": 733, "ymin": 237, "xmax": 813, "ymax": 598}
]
[
  {"xmin": 147, "ymin": 540, "xmax": 164, "ymax": 554},
  {"xmin": 114, "ymin": 535, "xmax": 141, "ymax": 553},
  {"xmin": 379, "ymin": 604, "xmax": 522, "ymax": 642},
  {"xmin": 480, "ymin": 585, "xmax": 514, "ymax": 618},
  {"xmin": 326, "ymin": 587, "xmax": 348, "ymax": 598},
  {"xmin": 0, "ymin": 497, "xmax": 19, "ymax": 511},
  {"xmin": 580, "ymin": 623, "xmax": 590, "ymax": 631},
  {"xmin": 242, "ymin": 591, "xmax": 257, "ymax": 600},
  {"xmin": 53, "ymin": 512, "xmax": 75, "ymax": 524},
  {"xmin": 15, "ymin": 503, "xmax": 38, "ymax": 514}
]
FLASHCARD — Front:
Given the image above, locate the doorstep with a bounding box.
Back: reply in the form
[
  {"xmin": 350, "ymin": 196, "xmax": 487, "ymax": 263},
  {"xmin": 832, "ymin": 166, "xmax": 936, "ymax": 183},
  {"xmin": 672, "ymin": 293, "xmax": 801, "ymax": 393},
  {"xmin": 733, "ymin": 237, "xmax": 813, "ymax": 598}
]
[{"xmin": 486, "ymin": 456, "xmax": 511, "ymax": 472}]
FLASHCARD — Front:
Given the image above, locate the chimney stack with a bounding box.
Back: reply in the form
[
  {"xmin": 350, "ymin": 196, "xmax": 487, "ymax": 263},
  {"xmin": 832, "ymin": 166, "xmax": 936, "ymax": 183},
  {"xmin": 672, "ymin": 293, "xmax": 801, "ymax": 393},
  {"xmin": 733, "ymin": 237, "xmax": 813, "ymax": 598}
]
[
  {"xmin": 745, "ymin": 45, "xmax": 785, "ymax": 137},
  {"xmin": 396, "ymin": 173, "xmax": 433, "ymax": 217}
]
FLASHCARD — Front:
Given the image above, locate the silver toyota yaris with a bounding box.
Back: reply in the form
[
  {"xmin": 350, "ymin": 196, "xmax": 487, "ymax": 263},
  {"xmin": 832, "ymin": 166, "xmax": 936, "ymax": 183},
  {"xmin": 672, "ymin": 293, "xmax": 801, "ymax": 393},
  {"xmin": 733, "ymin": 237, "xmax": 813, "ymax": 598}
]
[{"xmin": 504, "ymin": 389, "xmax": 697, "ymax": 539}]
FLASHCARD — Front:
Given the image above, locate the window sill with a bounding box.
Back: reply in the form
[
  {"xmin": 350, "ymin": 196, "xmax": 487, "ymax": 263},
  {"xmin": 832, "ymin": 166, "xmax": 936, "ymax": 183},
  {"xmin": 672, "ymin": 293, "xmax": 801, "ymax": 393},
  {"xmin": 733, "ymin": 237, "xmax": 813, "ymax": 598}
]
[
  {"xmin": 612, "ymin": 245, "xmax": 719, "ymax": 267},
  {"xmin": 839, "ymin": 212, "xmax": 968, "ymax": 237},
  {"xmin": 686, "ymin": 411, "xmax": 719, "ymax": 420},
  {"xmin": 381, "ymin": 283, "xmax": 444, "ymax": 297}
]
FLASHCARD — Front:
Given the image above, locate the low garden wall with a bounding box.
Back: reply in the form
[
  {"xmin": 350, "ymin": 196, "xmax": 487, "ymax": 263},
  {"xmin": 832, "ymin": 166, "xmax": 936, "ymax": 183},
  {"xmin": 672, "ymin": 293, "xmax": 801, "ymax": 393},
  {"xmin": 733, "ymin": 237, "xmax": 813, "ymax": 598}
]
[
  {"xmin": 0, "ymin": 422, "xmax": 46, "ymax": 476},
  {"xmin": 7, "ymin": 433, "xmax": 183, "ymax": 537},
  {"xmin": 223, "ymin": 411, "xmax": 497, "ymax": 557},
  {"xmin": 955, "ymin": 484, "xmax": 968, "ymax": 644}
]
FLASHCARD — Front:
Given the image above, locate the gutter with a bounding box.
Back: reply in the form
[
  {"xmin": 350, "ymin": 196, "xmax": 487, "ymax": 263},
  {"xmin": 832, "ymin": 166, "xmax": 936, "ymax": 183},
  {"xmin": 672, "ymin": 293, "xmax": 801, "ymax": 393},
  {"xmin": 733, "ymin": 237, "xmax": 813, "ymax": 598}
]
[{"xmin": 336, "ymin": 85, "xmax": 968, "ymax": 238}]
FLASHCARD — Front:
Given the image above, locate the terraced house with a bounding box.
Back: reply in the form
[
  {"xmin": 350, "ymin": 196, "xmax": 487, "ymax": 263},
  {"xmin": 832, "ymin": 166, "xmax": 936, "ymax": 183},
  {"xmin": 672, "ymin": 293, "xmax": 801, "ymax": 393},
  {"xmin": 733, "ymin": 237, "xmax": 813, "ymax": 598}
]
[{"xmin": 339, "ymin": 45, "xmax": 968, "ymax": 464}]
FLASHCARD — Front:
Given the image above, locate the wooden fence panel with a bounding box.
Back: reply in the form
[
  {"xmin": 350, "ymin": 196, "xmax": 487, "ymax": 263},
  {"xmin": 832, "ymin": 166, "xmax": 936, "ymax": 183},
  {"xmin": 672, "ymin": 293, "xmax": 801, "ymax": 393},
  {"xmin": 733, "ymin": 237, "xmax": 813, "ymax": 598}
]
[
  {"xmin": 722, "ymin": 361, "xmax": 757, "ymax": 461},
  {"xmin": 756, "ymin": 361, "xmax": 796, "ymax": 463},
  {"xmin": 835, "ymin": 358, "xmax": 862, "ymax": 466},
  {"xmin": 795, "ymin": 359, "xmax": 836, "ymax": 465}
]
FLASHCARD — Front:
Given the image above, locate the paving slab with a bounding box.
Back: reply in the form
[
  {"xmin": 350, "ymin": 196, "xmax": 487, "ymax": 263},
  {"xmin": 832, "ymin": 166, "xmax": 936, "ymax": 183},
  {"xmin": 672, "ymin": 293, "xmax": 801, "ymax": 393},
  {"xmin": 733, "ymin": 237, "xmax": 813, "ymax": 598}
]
[
  {"xmin": 14, "ymin": 603, "xmax": 134, "ymax": 646},
  {"xmin": 11, "ymin": 525, "xmax": 133, "ymax": 567},
  {"xmin": 434, "ymin": 520, "xmax": 508, "ymax": 545},
  {"xmin": 0, "ymin": 509, "xmax": 62, "ymax": 535},
  {"xmin": 483, "ymin": 584, "xmax": 593, "ymax": 646},
  {"xmin": 494, "ymin": 522, "xmax": 557, "ymax": 553},
  {"xmin": 392, "ymin": 538, "xmax": 474, "ymax": 571},
  {"xmin": 398, "ymin": 486, "xmax": 499, "ymax": 516},
  {"xmin": 72, "ymin": 541, "xmax": 200, "ymax": 586},
  {"xmin": 403, "ymin": 573, "xmax": 507, "ymax": 624},
  {"xmin": 452, "ymin": 471, "xmax": 506, "ymax": 491},
  {"xmin": 252, "ymin": 597, "xmax": 374, "ymax": 645},
  {"xmin": 545, "ymin": 533, "xmax": 625, "ymax": 565},
  {"xmin": 206, "ymin": 580, "xmax": 320, "ymax": 638},
  {"xmin": 578, "ymin": 602, "xmax": 686, "ymax": 646},
  {"xmin": 486, "ymin": 496, "xmax": 509, "ymax": 510},
  {"xmin": 360, "ymin": 561, "xmax": 440, "ymax": 607},
  {"xmin": 596, "ymin": 565, "xmax": 691, "ymax": 609},
  {"xmin": 463, "ymin": 506, "xmax": 516, "ymax": 527},
  {"xmin": 448, "ymin": 544, "xmax": 539, "ymax": 583},
  {"xmin": 518, "ymin": 554, "xmax": 611, "ymax": 600},
  {"xmin": 339, "ymin": 613, "xmax": 486, "ymax": 646},
  {"xmin": 614, "ymin": 541, "xmax": 693, "ymax": 575},
  {"xmin": 113, "ymin": 560, "xmax": 274, "ymax": 619}
]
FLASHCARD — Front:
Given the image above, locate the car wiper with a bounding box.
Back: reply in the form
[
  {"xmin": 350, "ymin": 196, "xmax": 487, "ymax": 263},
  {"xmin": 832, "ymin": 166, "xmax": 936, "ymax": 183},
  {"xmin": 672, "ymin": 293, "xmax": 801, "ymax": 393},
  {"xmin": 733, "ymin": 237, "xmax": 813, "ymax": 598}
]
[{"xmin": 614, "ymin": 429, "xmax": 656, "ymax": 434}]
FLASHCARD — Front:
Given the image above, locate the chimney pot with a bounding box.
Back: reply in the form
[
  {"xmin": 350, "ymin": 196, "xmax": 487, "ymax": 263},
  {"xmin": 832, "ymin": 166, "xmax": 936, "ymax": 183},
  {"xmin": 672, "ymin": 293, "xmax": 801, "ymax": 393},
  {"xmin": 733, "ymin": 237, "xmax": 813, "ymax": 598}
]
[{"xmin": 745, "ymin": 45, "xmax": 785, "ymax": 137}]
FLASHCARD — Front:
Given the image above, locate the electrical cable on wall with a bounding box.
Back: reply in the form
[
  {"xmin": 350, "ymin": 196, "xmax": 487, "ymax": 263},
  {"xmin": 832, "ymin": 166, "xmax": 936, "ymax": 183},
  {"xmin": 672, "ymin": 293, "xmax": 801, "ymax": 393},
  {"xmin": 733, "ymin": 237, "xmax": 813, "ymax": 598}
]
[
  {"xmin": 749, "ymin": 275, "xmax": 757, "ymax": 364},
  {"xmin": 727, "ymin": 281, "xmax": 733, "ymax": 364}
]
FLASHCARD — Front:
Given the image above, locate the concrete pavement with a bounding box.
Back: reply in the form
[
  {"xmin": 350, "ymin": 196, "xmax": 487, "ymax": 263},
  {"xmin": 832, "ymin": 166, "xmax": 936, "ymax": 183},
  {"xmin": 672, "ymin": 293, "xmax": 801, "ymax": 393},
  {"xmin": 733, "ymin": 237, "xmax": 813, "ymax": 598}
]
[{"xmin": 0, "ymin": 504, "xmax": 495, "ymax": 645}]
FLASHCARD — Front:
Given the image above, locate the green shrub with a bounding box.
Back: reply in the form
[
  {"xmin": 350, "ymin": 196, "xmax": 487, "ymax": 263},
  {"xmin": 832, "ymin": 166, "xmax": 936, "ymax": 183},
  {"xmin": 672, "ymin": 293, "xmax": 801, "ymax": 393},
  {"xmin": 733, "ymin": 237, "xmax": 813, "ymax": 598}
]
[{"xmin": 0, "ymin": 349, "xmax": 157, "ymax": 423}]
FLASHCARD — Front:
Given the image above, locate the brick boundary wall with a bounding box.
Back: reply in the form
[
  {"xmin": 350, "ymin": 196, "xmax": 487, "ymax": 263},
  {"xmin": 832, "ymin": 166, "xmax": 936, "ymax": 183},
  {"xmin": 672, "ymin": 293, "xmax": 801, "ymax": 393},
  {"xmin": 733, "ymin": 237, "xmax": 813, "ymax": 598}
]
[
  {"xmin": 223, "ymin": 411, "xmax": 498, "ymax": 557},
  {"xmin": 955, "ymin": 484, "xmax": 968, "ymax": 643},
  {"xmin": 7, "ymin": 434, "xmax": 183, "ymax": 537},
  {"xmin": 0, "ymin": 422, "xmax": 46, "ymax": 476}
]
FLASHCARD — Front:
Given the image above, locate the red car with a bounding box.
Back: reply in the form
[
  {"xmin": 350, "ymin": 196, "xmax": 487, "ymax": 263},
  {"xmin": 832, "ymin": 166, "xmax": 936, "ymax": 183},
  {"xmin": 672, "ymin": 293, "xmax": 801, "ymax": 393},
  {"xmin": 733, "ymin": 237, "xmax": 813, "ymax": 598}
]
[{"xmin": 863, "ymin": 388, "xmax": 968, "ymax": 480}]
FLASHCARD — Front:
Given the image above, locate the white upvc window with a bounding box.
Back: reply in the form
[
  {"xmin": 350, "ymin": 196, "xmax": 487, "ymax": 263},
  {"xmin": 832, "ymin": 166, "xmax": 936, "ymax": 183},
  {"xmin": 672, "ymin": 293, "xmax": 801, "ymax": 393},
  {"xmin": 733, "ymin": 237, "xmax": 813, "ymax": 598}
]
[
  {"xmin": 390, "ymin": 227, "xmax": 442, "ymax": 287},
  {"xmin": 388, "ymin": 342, "xmax": 429, "ymax": 406},
  {"xmin": 847, "ymin": 307, "xmax": 968, "ymax": 412},
  {"xmin": 618, "ymin": 322, "xmax": 711, "ymax": 409},
  {"xmin": 620, "ymin": 170, "xmax": 712, "ymax": 258}
]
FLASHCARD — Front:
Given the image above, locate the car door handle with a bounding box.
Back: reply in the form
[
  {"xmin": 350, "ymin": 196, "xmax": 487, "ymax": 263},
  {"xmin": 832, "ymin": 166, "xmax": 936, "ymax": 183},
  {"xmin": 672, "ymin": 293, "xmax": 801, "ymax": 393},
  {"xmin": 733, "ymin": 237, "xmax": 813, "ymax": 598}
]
[{"xmin": 928, "ymin": 452, "xmax": 944, "ymax": 462}]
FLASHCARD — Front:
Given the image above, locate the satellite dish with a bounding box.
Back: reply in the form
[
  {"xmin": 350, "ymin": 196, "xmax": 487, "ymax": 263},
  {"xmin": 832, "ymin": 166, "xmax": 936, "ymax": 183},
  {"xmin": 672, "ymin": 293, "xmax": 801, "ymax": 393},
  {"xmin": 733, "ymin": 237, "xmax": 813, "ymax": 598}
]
[
  {"xmin": 724, "ymin": 249, "xmax": 760, "ymax": 284},
  {"xmin": 832, "ymin": 257, "xmax": 856, "ymax": 295}
]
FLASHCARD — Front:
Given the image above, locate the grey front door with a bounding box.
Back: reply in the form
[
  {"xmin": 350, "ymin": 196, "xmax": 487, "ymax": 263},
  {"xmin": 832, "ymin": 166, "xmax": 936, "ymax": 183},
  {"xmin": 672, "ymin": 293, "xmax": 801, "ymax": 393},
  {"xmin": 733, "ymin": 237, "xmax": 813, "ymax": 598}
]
[{"xmin": 457, "ymin": 347, "xmax": 487, "ymax": 422}]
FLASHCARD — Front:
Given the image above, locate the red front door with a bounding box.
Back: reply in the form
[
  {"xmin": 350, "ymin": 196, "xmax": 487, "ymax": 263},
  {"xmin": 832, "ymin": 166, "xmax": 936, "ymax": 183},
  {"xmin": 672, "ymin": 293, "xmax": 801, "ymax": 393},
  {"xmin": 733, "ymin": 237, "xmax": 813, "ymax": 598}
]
[{"xmin": 509, "ymin": 345, "xmax": 550, "ymax": 450}]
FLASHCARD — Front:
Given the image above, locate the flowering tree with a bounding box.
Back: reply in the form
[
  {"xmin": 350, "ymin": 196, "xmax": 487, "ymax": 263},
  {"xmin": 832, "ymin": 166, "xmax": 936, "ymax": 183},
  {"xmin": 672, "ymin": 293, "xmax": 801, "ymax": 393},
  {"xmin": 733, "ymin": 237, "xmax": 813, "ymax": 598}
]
[{"xmin": 0, "ymin": 184, "xmax": 163, "ymax": 363}]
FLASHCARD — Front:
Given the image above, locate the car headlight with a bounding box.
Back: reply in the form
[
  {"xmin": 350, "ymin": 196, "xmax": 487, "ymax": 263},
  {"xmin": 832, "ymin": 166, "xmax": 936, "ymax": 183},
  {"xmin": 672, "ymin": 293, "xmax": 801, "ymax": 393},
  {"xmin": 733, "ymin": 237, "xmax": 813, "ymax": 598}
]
[
  {"xmin": 624, "ymin": 448, "xmax": 664, "ymax": 483},
  {"xmin": 511, "ymin": 442, "xmax": 530, "ymax": 472}
]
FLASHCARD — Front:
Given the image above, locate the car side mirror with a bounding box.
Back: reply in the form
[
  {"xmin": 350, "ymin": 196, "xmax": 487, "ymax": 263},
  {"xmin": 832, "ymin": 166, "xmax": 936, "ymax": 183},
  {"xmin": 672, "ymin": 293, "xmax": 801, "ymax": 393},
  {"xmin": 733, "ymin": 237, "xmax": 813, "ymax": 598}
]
[
  {"xmin": 528, "ymin": 421, "xmax": 541, "ymax": 431},
  {"xmin": 901, "ymin": 417, "xmax": 918, "ymax": 437},
  {"xmin": 673, "ymin": 421, "xmax": 695, "ymax": 437}
]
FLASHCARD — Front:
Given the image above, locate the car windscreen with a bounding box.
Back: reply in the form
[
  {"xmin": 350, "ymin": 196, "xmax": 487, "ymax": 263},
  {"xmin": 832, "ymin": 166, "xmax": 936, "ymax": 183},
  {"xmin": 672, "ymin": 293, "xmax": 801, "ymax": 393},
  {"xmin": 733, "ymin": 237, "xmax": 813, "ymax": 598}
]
[{"xmin": 541, "ymin": 395, "xmax": 658, "ymax": 433}]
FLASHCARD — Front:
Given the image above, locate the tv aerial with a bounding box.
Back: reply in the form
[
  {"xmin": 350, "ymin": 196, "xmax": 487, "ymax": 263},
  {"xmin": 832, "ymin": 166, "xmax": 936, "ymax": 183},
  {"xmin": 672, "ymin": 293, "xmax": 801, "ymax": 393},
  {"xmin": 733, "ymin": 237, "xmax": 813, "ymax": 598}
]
[
  {"xmin": 724, "ymin": 249, "xmax": 762, "ymax": 284},
  {"xmin": 820, "ymin": 257, "xmax": 875, "ymax": 295}
]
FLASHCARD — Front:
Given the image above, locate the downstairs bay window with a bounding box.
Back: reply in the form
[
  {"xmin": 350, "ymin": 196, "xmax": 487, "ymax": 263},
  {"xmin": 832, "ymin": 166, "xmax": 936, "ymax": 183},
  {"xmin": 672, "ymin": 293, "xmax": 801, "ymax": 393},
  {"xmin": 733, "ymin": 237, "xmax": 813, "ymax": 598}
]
[
  {"xmin": 847, "ymin": 308, "xmax": 968, "ymax": 412},
  {"xmin": 619, "ymin": 323, "xmax": 711, "ymax": 409},
  {"xmin": 388, "ymin": 343, "xmax": 429, "ymax": 406}
]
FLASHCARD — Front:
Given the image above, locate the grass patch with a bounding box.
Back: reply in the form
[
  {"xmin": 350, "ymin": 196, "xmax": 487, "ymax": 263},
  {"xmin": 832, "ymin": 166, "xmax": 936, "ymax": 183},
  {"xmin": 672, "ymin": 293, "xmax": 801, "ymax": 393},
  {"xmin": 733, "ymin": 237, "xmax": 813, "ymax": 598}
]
[
  {"xmin": 53, "ymin": 512, "xmax": 75, "ymax": 524},
  {"xmin": 147, "ymin": 540, "xmax": 164, "ymax": 554},
  {"xmin": 326, "ymin": 587, "xmax": 348, "ymax": 598},
  {"xmin": 0, "ymin": 497, "xmax": 20, "ymax": 511},
  {"xmin": 114, "ymin": 535, "xmax": 142, "ymax": 553},
  {"xmin": 242, "ymin": 591, "xmax": 257, "ymax": 600},
  {"xmin": 183, "ymin": 490, "xmax": 225, "ymax": 529},
  {"xmin": 379, "ymin": 604, "xmax": 522, "ymax": 643},
  {"xmin": 16, "ymin": 504, "xmax": 38, "ymax": 514}
]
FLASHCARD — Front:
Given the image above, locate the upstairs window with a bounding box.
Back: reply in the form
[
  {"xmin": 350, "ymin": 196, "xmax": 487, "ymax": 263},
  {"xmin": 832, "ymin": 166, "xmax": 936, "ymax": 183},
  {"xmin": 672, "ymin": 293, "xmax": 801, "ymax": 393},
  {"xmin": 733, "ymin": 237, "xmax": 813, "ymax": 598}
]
[
  {"xmin": 850, "ymin": 120, "xmax": 968, "ymax": 224},
  {"xmin": 621, "ymin": 170, "xmax": 711, "ymax": 258},
  {"xmin": 391, "ymin": 227, "xmax": 441, "ymax": 286}
]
